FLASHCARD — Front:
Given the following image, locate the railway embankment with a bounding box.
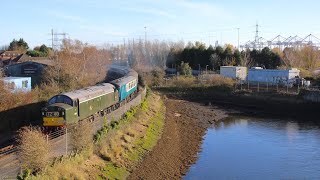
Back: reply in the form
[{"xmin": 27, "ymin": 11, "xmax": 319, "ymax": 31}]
[{"xmin": 28, "ymin": 90, "xmax": 166, "ymax": 179}]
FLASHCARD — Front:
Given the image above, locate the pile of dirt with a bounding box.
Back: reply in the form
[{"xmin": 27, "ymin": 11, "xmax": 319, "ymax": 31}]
[{"xmin": 128, "ymin": 97, "xmax": 227, "ymax": 180}]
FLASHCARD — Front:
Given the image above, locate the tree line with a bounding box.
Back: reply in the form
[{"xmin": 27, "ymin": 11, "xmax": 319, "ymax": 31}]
[
  {"xmin": 166, "ymin": 41, "xmax": 320, "ymax": 76},
  {"xmin": 166, "ymin": 42, "xmax": 283, "ymax": 70}
]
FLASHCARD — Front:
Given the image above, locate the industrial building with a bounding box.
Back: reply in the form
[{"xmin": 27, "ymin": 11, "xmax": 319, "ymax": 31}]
[
  {"xmin": 247, "ymin": 67, "xmax": 300, "ymax": 84},
  {"xmin": 220, "ymin": 66, "xmax": 247, "ymax": 80},
  {"xmin": 5, "ymin": 57, "xmax": 53, "ymax": 87},
  {"xmin": 1, "ymin": 77, "xmax": 31, "ymax": 92}
]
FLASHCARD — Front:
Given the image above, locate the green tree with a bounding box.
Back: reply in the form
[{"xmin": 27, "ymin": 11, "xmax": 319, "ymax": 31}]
[
  {"xmin": 9, "ymin": 38, "xmax": 29, "ymax": 51},
  {"xmin": 39, "ymin": 44, "xmax": 49, "ymax": 54},
  {"xmin": 178, "ymin": 61, "xmax": 192, "ymax": 76}
]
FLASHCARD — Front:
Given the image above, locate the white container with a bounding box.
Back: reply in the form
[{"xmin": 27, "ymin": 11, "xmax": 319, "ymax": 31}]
[
  {"xmin": 248, "ymin": 68, "xmax": 300, "ymax": 84},
  {"xmin": 220, "ymin": 66, "xmax": 247, "ymax": 80}
]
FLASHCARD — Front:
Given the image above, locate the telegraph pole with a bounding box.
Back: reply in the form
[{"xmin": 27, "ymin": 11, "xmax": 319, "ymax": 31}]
[
  {"xmin": 49, "ymin": 29, "xmax": 68, "ymax": 92},
  {"xmin": 237, "ymin": 28, "xmax": 240, "ymax": 49},
  {"xmin": 51, "ymin": 29, "xmax": 54, "ymax": 50}
]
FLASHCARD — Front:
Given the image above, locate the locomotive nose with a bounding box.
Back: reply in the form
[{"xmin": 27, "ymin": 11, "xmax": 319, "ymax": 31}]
[{"xmin": 42, "ymin": 106, "xmax": 65, "ymax": 127}]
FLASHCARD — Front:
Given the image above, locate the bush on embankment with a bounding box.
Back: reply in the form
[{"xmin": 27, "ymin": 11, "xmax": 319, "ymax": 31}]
[{"xmin": 17, "ymin": 127, "xmax": 50, "ymax": 174}]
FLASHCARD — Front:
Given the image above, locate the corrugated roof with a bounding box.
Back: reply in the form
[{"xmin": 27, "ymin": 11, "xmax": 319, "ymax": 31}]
[{"xmin": 63, "ymin": 83, "xmax": 115, "ymax": 102}]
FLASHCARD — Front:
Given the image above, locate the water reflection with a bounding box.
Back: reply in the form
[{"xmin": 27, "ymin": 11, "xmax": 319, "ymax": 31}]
[{"xmin": 185, "ymin": 117, "xmax": 320, "ymax": 179}]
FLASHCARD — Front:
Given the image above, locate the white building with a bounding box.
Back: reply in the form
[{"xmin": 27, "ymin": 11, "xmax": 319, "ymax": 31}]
[
  {"xmin": 1, "ymin": 77, "xmax": 31, "ymax": 92},
  {"xmin": 247, "ymin": 67, "xmax": 300, "ymax": 84},
  {"xmin": 220, "ymin": 66, "xmax": 247, "ymax": 80}
]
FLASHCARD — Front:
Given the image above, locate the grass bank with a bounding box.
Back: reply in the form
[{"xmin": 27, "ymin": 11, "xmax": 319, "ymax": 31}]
[{"xmin": 27, "ymin": 91, "xmax": 165, "ymax": 180}]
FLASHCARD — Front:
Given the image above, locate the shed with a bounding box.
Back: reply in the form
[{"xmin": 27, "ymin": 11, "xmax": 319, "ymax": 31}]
[
  {"xmin": 5, "ymin": 59, "xmax": 53, "ymax": 87},
  {"xmin": 2, "ymin": 77, "xmax": 31, "ymax": 92},
  {"xmin": 220, "ymin": 66, "xmax": 247, "ymax": 80}
]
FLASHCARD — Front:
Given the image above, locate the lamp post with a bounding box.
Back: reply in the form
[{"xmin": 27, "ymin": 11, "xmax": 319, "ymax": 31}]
[{"xmin": 206, "ymin": 65, "xmax": 209, "ymax": 74}]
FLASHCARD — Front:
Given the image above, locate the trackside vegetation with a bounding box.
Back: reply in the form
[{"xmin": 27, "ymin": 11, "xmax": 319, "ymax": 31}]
[{"xmin": 21, "ymin": 90, "xmax": 165, "ymax": 179}]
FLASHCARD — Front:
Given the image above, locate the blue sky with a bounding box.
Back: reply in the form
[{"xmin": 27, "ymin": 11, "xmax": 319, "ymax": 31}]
[{"xmin": 2, "ymin": 0, "xmax": 320, "ymax": 48}]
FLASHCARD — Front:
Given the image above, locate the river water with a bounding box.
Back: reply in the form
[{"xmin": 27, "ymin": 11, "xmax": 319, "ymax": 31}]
[{"xmin": 184, "ymin": 117, "xmax": 320, "ymax": 179}]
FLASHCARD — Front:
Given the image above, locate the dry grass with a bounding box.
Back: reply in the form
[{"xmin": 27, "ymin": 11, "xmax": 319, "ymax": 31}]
[
  {"xmin": 168, "ymin": 76, "xmax": 197, "ymax": 88},
  {"xmin": 207, "ymin": 74, "xmax": 235, "ymax": 87},
  {"xmin": 33, "ymin": 150, "xmax": 94, "ymax": 180}
]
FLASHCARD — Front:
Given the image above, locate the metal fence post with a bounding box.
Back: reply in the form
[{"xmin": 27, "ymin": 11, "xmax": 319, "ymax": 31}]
[
  {"xmin": 65, "ymin": 127, "xmax": 68, "ymax": 155},
  {"xmin": 258, "ymin": 82, "xmax": 260, "ymax": 92}
]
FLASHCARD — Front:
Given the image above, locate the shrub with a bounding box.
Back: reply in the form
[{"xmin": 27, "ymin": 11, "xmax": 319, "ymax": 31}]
[
  {"xmin": 169, "ymin": 76, "xmax": 196, "ymax": 88},
  {"xmin": 207, "ymin": 74, "xmax": 235, "ymax": 88},
  {"xmin": 17, "ymin": 127, "xmax": 50, "ymax": 173},
  {"xmin": 178, "ymin": 61, "xmax": 192, "ymax": 76},
  {"xmin": 71, "ymin": 122, "xmax": 93, "ymax": 152},
  {"xmin": 137, "ymin": 68, "xmax": 165, "ymax": 87}
]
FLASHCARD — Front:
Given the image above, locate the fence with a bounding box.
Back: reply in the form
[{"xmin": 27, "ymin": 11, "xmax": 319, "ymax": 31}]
[
  {"xmin": 0, "ymin": 88, "xmax": 146, "ymax": 179},
  {"xmin": 234, "ymin": 80, "xmax": 320, "ymax": 95}
]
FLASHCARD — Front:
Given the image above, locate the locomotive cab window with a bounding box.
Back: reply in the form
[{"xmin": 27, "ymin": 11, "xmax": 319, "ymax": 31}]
[{"xmin": 48, "ymin": 95, "xmax": 73, "ymax": 106}]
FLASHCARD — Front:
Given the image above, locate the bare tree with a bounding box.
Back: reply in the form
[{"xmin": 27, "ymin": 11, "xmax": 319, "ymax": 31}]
[{"xmin": 241, "ymin": 49, "xmax": 253, "ymax": 67}]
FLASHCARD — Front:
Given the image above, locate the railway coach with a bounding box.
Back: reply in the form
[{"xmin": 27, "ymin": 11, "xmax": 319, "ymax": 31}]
[
  {"xmin": 110, "ymin": 75, "xmax": 138, "ymax": 102},
  {"xmin": 42, "ymin": 83, "xmax": 118, "ymax": 127}
]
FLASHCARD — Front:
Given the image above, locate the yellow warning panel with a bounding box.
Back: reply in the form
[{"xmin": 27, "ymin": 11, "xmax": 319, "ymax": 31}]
[{"xmin": 43, "ymin": 117, "xmax": 65, "ymax": 126}]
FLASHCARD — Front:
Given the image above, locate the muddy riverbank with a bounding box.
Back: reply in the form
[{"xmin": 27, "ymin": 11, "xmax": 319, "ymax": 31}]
[{"xmin": 128, "ymin": 96, "xmax": 228, "ymax": 179}]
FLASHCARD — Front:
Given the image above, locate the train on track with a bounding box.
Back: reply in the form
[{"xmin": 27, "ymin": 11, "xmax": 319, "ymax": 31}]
[{"xmin": 41, "ymin": 66, "xmax": 138, "ymax": 127}]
